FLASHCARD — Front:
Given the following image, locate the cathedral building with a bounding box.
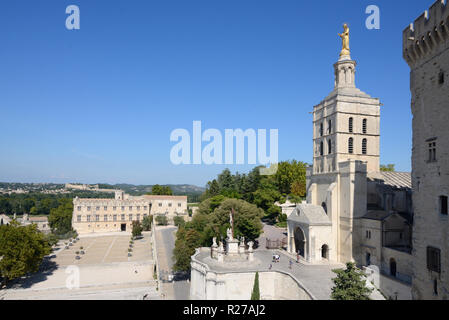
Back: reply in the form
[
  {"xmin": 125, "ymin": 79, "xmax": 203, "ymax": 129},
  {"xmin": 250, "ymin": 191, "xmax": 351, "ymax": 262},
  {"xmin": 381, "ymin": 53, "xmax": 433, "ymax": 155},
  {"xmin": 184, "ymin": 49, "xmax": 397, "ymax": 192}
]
[{"xmin": 287, "ymin": 26, "xmax": 414, "ymax": 299}]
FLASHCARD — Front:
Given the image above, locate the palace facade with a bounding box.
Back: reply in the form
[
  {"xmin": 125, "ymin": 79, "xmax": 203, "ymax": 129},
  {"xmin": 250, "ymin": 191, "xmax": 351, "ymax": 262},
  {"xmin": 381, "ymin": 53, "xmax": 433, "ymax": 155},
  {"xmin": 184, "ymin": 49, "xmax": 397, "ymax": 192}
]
[{"xmin": 72, "ymin": 190, "xmax": 188, "ymax": 234}]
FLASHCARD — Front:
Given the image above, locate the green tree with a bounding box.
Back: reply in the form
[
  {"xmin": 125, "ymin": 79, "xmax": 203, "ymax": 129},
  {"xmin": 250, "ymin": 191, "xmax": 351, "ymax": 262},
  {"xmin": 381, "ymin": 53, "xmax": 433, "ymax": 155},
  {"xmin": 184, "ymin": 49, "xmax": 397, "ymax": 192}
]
[
  {"xmin": 48, "ymin": 199, "xmax": 74, "ymax": 235},
  {"xmin": 155, "ymin": 215, "xmax": 168, "ymax": 226},
  {"xmin": 0, "ymin": 222, "xmax": 52, "ymax": 286},
  {"xmin": 273, "ymin": 160, "xmax": 307, "ymax": 195},
  {"xmin": 331, "ymin": 262, "xmax": 373, "ymax": 300},
  {"xmin": 142, "ymin": 215, "xmax": 153, "ymax": 231},
  {"xmin": 209, "ymin": 199, "xmax": 264, "ymax": 243},
  {"xmin": 0, "ymin": 198, "xmax": 13, "ymax": 215},
  {"xmin": 150, "ymin": 185, "xmax": 173, "ymax": 195},
  {"xmin": 173, "ymin": 227, "xmax": 201, "ymax": 272},
  {"xmin": 380, "ymin": 164, "xmax": 395, "ymax": 172},
  {"xmin": 132, "ymin": 221, "xmax": 143, "ymax": 238},
  {"xmin": 173, "ymin": 216, "xmax": 185, "ymax": 228},
  {"xmin": 251, "ymin": 272, "xmax": 260, "ymax": 300}
]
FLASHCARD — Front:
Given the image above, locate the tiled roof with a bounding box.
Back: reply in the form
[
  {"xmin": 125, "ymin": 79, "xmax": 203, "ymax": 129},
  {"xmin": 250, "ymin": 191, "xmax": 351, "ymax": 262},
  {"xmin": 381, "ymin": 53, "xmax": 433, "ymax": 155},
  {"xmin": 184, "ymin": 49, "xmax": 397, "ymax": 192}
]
[
  {"xmin": 380, "ymin": 172, "xmax": 411, "ymax": 189},
  {"xmin": 368, "ymin": 171, "xmax": 411, "ymax": 189}
]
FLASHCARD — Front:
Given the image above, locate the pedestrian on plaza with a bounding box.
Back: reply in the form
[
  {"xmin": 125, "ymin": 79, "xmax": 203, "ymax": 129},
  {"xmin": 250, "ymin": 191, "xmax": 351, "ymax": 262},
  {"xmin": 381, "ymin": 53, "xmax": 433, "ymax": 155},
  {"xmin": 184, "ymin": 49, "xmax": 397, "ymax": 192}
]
[
  {"xmin": 289, "ymin": 260, "xmax": 292, "ymax": 269},
  {"xmin": 269, "ymin": 264, "xmax": 272, "ymax": 270}
]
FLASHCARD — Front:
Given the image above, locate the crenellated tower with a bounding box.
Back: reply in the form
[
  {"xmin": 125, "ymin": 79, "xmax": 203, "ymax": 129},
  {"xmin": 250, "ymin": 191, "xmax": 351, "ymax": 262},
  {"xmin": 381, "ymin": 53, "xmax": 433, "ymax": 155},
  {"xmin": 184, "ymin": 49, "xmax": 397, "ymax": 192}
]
[{"xmin": 403, "ymin": 0, "xmax": 449, "ymax": 300}]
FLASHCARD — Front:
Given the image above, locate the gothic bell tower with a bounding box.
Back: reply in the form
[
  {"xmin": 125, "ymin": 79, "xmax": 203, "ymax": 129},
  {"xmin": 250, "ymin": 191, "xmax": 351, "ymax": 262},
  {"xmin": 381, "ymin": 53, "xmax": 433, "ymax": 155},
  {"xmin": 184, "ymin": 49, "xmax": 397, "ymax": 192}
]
[{"xmin": 312, "ymin": 27, "xmax": 381, "ymax": 175}]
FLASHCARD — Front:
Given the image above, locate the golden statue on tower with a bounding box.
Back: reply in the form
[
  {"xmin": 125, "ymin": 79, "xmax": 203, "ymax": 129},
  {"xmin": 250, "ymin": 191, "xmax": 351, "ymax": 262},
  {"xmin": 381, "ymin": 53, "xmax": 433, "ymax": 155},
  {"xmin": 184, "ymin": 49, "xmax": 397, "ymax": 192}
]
[{"xmin": 338, "ymin": 23, "xmax": 350, "ymax": 57}]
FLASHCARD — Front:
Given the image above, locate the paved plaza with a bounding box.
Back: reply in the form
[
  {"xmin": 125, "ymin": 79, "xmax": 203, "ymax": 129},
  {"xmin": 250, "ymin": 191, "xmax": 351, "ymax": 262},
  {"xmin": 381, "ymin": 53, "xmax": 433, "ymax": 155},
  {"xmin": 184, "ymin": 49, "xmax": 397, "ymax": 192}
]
[
  {"xmin": 0, "ymin": 232, "xmax": 160, "ymax": 300},
  {"xmin": 54, "ymin": 233, "xmax": 152, "ymax": 266}
]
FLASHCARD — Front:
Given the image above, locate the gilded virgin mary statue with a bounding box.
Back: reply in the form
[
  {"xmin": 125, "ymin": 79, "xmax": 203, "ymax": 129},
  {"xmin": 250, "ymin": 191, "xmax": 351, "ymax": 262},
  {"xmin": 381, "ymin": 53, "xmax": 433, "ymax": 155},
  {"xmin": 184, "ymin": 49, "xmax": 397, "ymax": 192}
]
[{"xmin": 338, "ymin": 24, "xmax": 350, "ymax": 57}]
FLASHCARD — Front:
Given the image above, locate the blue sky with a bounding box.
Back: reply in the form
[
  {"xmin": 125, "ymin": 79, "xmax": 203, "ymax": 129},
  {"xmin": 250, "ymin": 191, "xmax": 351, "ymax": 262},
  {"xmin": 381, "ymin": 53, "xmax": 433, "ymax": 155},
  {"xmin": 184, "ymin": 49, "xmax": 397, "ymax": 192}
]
[{"xmin": 0, "ymin": 0, "xmax": 433, "ymax": 187}]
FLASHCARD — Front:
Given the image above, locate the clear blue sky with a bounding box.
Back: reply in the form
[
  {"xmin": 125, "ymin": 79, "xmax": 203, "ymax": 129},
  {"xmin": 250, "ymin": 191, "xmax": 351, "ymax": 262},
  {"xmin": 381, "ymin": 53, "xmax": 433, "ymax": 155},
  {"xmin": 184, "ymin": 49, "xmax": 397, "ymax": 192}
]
[{"xmin": 0, "ymin": 0, "xmax": 433, "ymax": 187}]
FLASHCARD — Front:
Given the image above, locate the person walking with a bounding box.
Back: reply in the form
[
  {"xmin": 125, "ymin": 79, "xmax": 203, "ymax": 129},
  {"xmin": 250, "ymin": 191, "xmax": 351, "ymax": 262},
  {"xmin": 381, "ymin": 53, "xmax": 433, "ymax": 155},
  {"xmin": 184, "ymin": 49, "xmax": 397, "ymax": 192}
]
[
  {"xmin": 289, "ymin": 260, "xmax": 293, "ymax": 269},
  {"xmin": 269, "ymin": 264, "xmax": 272, "ymax": 270}
]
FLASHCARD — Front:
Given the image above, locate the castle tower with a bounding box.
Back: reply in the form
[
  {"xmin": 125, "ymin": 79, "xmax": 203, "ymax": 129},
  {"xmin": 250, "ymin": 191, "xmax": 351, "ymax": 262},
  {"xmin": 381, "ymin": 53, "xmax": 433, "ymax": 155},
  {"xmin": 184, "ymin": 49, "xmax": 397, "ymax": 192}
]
[
  {"xmin": 313, "ymin": 49, "xmax": 381, "ymax": 175},
  {"xmin": 403, "ymin": 0, "xmax": 449, "ymax": 300}
]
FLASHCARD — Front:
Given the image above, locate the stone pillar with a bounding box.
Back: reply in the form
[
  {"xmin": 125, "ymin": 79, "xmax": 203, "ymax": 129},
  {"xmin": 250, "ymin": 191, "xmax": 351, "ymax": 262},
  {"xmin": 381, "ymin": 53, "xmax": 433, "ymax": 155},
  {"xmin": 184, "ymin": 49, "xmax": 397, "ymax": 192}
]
[
  {"xmin": 217, "ymin": 242, "xmax": 224, "ymax": 263},
  {"xmin": 239, "ymin": 237, "xmax": 246, "ymax": 254},
  {"xmin": 248, "ymin": 241, "xmax": 254, "ymax": 262},
  {"xmin": 211, "ymin": 237, "xmax": 218, "ymax": 259}
]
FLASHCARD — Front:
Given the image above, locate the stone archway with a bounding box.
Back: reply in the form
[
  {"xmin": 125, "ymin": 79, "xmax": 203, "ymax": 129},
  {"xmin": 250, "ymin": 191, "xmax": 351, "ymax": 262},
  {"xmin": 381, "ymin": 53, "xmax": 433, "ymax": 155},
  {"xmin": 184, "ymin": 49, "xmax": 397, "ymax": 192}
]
[
  {"xmin": 294, "ymin": 227, "xmax": 306, "ymax": 258},
  {"xmin": 321, "ymin": 244, "xmax": 329, "ymax": 259}
]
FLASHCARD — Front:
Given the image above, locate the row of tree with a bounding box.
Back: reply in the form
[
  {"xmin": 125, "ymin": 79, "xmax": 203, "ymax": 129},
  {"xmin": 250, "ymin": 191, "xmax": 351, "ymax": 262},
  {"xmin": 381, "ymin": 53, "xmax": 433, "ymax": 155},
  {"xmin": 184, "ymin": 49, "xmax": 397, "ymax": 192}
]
[{"xmin": 200, "ymin": 161, "xmax": 307, "ymax": 223}]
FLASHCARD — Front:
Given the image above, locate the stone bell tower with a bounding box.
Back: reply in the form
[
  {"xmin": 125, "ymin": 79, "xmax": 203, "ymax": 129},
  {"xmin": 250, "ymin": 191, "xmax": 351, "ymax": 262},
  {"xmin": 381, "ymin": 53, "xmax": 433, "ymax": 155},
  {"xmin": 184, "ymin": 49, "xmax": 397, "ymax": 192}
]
[
  {"xmin": 312, "ymin": 30, "xmax": 381, "ymax": 175},
  {"xmin": 305, "ymin": 24, "xmax": 382, "ymax": 263}
]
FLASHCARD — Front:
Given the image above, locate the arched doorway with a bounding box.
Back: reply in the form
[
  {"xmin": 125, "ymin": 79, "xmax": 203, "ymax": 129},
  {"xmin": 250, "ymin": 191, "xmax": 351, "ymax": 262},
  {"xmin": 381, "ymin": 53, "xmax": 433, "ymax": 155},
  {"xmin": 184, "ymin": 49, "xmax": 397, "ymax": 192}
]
[
  {"xmin": 390, "ymin": 258, "xmax": 397, "ymax": 277},
  {"xmin": 294, "ymin": 227, "xmax": 306, "ymax": 258},
  {"xmin": 321, "ymin": 244, "xmax": 329, "ymax": 259}
]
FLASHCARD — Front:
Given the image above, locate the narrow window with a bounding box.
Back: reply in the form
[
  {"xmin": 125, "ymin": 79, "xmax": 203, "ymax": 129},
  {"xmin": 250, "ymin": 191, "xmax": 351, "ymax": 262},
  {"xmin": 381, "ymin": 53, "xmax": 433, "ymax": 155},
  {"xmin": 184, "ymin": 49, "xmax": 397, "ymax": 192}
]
[
  {"xmin": 77, "ymin": 215, "xmax": 81, "ymax": 222},
  {"xmin": 390, "ymin": 259, "xmax": 397, "ymax": 277},
  {"xmin": 104, "ymin": 215, "xmax": 108, "ymax": 222},
  {"xmin": 439, "ymin": 196, "xmax": 448, "ymax": 215},
  {"xmin": 362, "ymin": 118, "xmax": 367, "ymax": 134},
  {"xmin": 320, "ymin": 123, "xmax": 323, "ymax": 136},
  {"xmin": 362, "ymin": 139, "xmax": 367, "ymax": 155},
  {"xmin": 129, "ymin": 214, "xmax": 133, "ymax": 221},
  {"xmin": 427, "ymin": 246, "xmax": 441, "ymax": 273},
  {"xmin": 328, "ymin": 120, "xmax": 332, "ymax": 134},
  {"xmin": 434, "ymin": 279, "xmax": 438, "ymax": 295},
  {"xmin": 349, "ymin": 117, "xmax": 353, "ymax": 133},
  {"xmin": 348, "ymin": 138, "xmax": 354, "ymax": 154},
  {"xmin": 320, "ymin": 141, "xmax": 324, "ymax": 156},
  {"xmin": 328, "ymin": 139, "xmax": 332, "ymax": 154},
  {"xmin": 428, "ymin": 141, "xmax": 437, "ymax": 162},
  {"xmin": 439, "ymin": 71, "xmax": 444, "ymax": 85}
]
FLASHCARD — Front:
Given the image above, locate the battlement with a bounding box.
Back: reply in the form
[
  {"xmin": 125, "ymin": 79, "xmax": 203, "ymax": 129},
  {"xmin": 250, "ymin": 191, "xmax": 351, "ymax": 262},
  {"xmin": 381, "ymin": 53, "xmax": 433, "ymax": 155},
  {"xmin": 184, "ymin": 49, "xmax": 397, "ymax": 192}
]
[{"xmin": 403, "ymin": 0, "xmax": 449, "ymax": 66}]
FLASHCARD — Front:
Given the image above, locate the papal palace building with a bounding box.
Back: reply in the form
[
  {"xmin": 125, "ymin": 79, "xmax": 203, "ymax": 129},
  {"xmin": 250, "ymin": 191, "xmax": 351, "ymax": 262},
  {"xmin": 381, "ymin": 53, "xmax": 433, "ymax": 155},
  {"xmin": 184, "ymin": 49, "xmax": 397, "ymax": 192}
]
[
  {"xmin": 403, "ymin": 0, "xmax": 449, "ymax": 300},
  {"xmin": 72, "ymin": 190, "xmax": 188, "ymax": 234}
]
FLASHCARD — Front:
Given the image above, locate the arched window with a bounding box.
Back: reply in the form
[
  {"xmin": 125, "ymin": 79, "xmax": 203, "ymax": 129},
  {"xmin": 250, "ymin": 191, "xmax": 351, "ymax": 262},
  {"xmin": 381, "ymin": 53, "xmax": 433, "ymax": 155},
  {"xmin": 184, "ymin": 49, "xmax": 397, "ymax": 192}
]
[
  {"xmin": 321, "ymin": 202, "xmax": 327, "ymax": 214},
  {"xmin": 362, "ymin": 118, "xmax": 367, "ymax": 134},
  {"xmin": 362, "ymin": 139, "xmax": 367, "ymax": 155},
  {"xmin": 328, "ymin": 139, "xmax": 332, "ymax": 154},
  {"xmin": 348, "ymin": 138, "xmax": 354, "ymax": 154},
  {"xmin": 349, "ymin": 117, "xmax": 353, "ymax": 133},
  {"xmin": 390, "ymin": 258, "xmax": 397, "ymax": 277},
  {"xmin": 328, "ymin": 120, "xmax": 332, "ymax": 134},
  {"xmin": 320, "ymin": 141, "xmax": 324, "ymax": 156},
  {"xmin": 321, "ymin": 244, "xmax": 329, "ymax": 259},
  {"xmin": 320, "ymin": 123, "xmax": 323, "ymax": 136}
]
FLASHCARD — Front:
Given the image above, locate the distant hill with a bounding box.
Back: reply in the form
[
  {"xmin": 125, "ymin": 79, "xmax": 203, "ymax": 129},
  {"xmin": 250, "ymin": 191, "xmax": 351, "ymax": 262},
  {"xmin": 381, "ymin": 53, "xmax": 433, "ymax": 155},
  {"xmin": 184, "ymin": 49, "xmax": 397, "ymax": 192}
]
[
  {"xmin": 96, "ymin": 183, "xmax": 205, "ymax": 196},
  {"xmin": 0, "ymin": 182, "xmax": 205, "ymax": 203}
]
